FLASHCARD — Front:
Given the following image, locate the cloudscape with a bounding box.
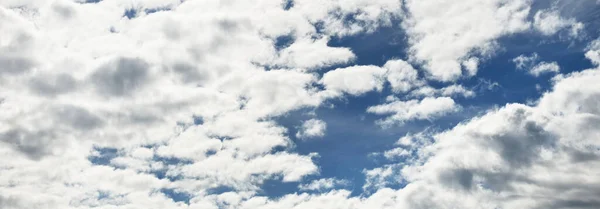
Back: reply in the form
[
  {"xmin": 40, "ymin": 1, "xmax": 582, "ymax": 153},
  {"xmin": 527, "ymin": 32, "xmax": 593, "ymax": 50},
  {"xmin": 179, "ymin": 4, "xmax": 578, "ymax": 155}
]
[{"xmin": 1, "ymin": 0, "xmax": 600, "ymax": 208}]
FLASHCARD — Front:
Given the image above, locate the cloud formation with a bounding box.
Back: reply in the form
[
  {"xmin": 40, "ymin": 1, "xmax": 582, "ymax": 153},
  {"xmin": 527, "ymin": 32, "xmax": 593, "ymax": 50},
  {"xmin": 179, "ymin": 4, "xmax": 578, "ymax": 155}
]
[
  {"xmin": 296, "ymin": 119, "xmax": 327, "ymax": 140},
  {"xmin": 0, "ymin": 0, "xmax": 599, "ymax": 209}
]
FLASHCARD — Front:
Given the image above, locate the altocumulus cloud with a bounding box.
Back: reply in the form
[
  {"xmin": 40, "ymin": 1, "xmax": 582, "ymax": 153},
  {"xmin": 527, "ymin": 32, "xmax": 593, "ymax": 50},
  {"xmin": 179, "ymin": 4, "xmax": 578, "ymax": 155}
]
[{"xmin": 0, "ymin": 0, "xmax": 599, "ymax": 209}]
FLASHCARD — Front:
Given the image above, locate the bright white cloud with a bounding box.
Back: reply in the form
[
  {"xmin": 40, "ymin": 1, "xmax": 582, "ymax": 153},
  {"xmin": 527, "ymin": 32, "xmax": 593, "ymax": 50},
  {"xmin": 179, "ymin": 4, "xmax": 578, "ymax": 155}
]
[
  {"xmin": 296, "ymin": 119, "xmax": 327, "ymax": 140},
  {"xmin": 321, "ymin": 65, "xmax": 387, "ymax": 96},
  {"xmin": 383, "ymin": 59, "xmax": 423, "ymax": 93},
  {"xmin": 403, "ymin": 0, "xmax": 532, "ymax": 81},
  {"xmin": 585, "ymin": 39, "xmax": 600, "ymax": 66},
  {"xmin": 529, "ymin": 61, "xmax": 560, "ymax": 76},
  {"xmin": 367, "ymin": 97, "xmax": 459, "ymax": 127},
  {"xmin": 513, "ymin": 53, "xmax": 540, "ymax": 70},
  {"xmin": 243, "ymin": 55, "xmax": 600, "ymax": 209},
  {"xmin": 0, "ymin": 0, "xmax": 426, "ymax": 207},
  {"xmin": 292, "ymin": 0, "xmax": 403, "ymax": 36},
  {"xmin": 533, "ymin": 9, "xmax": 584, "ymax": 37},
  {"xmin": 0, "ymin": 0, "xmax": 387, "ymax": 207},
  {"xmin": 275, "ymin": 37, "xmax": 355, "ymax": 70},
  {"xmin": 513, "ymin": 53, "xmax": 560, "ymax": 76}
]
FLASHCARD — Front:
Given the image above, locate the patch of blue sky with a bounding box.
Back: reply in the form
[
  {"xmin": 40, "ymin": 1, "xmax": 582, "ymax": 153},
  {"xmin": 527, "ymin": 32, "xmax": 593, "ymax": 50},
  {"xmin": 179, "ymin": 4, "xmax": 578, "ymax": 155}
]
[
  {"xmin": 151, "ymin": 155, "xmax": 192, "ymax": 181},
  {"xmin": 123, "ymin": 8, "xmax": 137, "ymax": 19},
  {"xmin": 282, "ymin": 0, "xmax": 294, "ymax": 11},
  {"xmin": 81, "ymin": 0, "xmax": 102, "ymax": 4},
  {"xmin": 88, "ymin": 146, "xmax": 118, "ymax": 166},
  {"xmin": 160, "ymin": 188, "xmax": 191, "ymax": 204}
]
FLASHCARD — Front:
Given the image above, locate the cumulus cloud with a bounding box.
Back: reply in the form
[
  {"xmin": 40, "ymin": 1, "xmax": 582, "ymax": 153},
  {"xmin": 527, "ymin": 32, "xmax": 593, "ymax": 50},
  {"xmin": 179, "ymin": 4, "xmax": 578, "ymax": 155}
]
[
  {"xmin": 0, "ymin": 0, "xmax": 426, "ymax": 207},
  {"xmin": 320, "ymin": 59, "xmax": 426, "ymax": 98},
  {"xmin": 275, "ymin": 37, "xmax": 355, "ymax": 70},
  {"xmin": 513, "ymin": 53, "xmax": 560, "ymax": 76},
  {"xmin": 586, "ymin": 39, "xmax": 600, "ymax": 66},
  {"xmin": 529, "ymin": 61, "xmax": 560, "ymax": 76},
  {"xmin": 403, "ymin": 0, "xmax": 532, "ymax": 81},
  {"xmin": 296, "ymin": 119, "xmax": 327, "ymax": 140},
  {"xmin": 367, "ymin": 97, "xmax": 459, "ymax": 127},
  {"xmin": 321, "ymin": 65, "xmax": 387, "ymax": 96},
  {"xmin": 383, "ymin": 59, "xmax": 423, "ymax": 93},
  {"xmin": 533, "ymin": 9, "xmax": 584, "ymax": 37}
]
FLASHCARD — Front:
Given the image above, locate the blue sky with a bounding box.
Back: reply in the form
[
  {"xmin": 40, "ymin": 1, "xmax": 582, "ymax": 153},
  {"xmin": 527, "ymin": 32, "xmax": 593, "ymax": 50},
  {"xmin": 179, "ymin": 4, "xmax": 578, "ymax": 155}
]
[{"xmin": 1, "ymin": 0, "xmax": 600, "ymax": 209}]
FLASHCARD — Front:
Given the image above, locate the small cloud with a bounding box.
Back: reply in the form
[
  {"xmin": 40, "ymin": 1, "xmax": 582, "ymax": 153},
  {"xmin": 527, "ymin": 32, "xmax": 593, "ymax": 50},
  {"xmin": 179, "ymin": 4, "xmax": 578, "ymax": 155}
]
[
  {"xmin": 512, "ymin": 53, "xmax": 540, "ymax": 70},
  {"xmin": 533, "ymin": 9, "xmax": 584, "ymax": 38},
  {"xmin": 296, "ymin": 119, "xmax": 327, "ymax": 140},
  {"xmin": 512, "ymin": 53, "xmax": 560, "ymax": 76},
  {"xmin": 368, "ymin": 97, "xmax": 459, "ymax": 127},
  {"xmin": 410, "ymin": 85, "xmax": 475, "ymax": 98},
  {"xmin": 530, "ymin": 62, "xmax": 560, "ymax": 77}
]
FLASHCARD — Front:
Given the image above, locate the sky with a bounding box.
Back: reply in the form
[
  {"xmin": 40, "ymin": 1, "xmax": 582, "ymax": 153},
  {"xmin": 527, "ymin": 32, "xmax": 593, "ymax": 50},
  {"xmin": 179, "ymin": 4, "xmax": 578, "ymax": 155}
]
[{"xmin": 1, "ymin": 0, "xmax": 600, "ymax": 208}]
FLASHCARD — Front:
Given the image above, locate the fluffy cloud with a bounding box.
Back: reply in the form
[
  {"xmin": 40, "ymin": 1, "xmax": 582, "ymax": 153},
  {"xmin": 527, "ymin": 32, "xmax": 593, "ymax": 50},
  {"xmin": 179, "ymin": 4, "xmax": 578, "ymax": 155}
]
[
  {"xmin": 321, "ymin": 65, "xmax": 387, "ymax": 96},
  {"xmin": 296, "ymin": 119, "xmax": 327, "ymax": 140},
  {"xmin": 367, "ymin": 97, "xmax": 459, "ymax": 127},
  {"xmin": 585, "ymin": 39, "xmax": 600, "ymax": 66},
  {"xmin": 513, "ymin": 53, "xmax": 541, "ymax": 70},
  {"xmin": 320, "ymin": 59, "xmax": 425, "ymax": 98},
  {"xmin": 0, "ymin": 0, "xmax": 427, "ymax": 207},
  {"xmin": 383, "ymin": 59, "xmax": 423, "ymax": 93},
  {"xmin": 533, "ymin": 9, "xmax": 584, "ymax": 37},
  {"xmin": 403, "ymin": 0, "xmax": 532, "ymax": 81},
  {"xmin": 529, "ymin": 61, "xmax": 560, "ymax": 76},
  {"xmin": 371, "ymin": 61, "xmax": 600, "ymax": 209}
]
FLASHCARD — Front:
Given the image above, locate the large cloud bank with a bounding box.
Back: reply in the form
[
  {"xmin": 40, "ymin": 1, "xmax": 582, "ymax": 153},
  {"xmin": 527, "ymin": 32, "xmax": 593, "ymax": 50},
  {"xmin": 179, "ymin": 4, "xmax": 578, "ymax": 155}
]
[{"xmin": 0, "ymin": 0, "xmax": 599, "ymax": 208}]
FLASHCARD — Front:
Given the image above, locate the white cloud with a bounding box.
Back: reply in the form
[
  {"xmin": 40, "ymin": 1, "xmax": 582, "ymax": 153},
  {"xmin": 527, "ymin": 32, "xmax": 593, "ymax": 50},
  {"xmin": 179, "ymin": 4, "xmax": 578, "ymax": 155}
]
[
  {"xmin": 513, "ymin": 53, "xmax": 540, "ymax": 70},
  {"xmin": 403, "ymin": 0, "xmax": 532, "ymax": 81},
  {"xmin": 512, "ymin": 53, "xmax": 560, "ymax": 76},
  {"xmin": 585, "ymin": 39, "xmax": 600, "ymax": 66},
  {"xmin": 0, "ymin": 0, "xmax": 405, "ymax": 207},
  {"xmin": 320, "ymin": 59, "xmax": 425, "ymax": 98},
  {"xmin": 369, "ymin": 63, "xmax": 600, "ymax": 209},
  {"xmin": 383, "ymin": 147, "xmax": 411, "ymax": 160},
  {"xmin": 275, "ymin": 37, "xmax": 355, "ymax": 70},
  {"xmin": 383, "ymin": 59, "xmax": 423, "ymax": 93},
  {"xmin": 529, "ymin": 61, "xmax": 560, "ymax": 76},
  {"xmin": 533, "ymin": 9, "xmax": 584, "ymax": 37},
  {"xmin": 367, "ymin": 97, "xmax": 459, "ymax": 127},
  {"xmin": 296, "ymin": 119, "xmax": 327, "ymax": 140},
  {"xmin": 462, "ymin": 57, "xmax": 480, "ymax": 77},
  {"xmin": 321, "ymin": 65, "xmax": 387, "ymax": 96},
  {"xmin": 363, "ymin": 165, "xmax": 401, "ymax": 192},
  {"xmin": 292, "ymin": 0, "xmax": 403, "ymax": 36}
]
